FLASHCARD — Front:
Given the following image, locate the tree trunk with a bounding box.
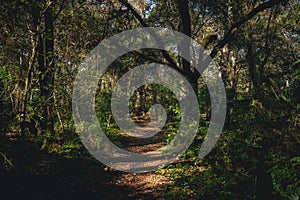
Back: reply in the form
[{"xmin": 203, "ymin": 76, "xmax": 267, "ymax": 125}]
[
  {"xmin": 256, "ymin": 149, "xmax": 274, "ymax": 200},
  {"xmin": 38, "ymin": 2, "xmax": 55, "ymax": 138},
  {"xmin": 20, "ymin": 0, "xmax": 41, "ymax": 133},
  {"xmin": 177, "ymin": 0, "xmax": 199, "ymax": 93}
]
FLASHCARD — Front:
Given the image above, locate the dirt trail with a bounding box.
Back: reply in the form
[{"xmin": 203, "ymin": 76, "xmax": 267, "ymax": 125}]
[{"xmin": 102, "ymin": 120, "xmax": 170, "ymax": 199}]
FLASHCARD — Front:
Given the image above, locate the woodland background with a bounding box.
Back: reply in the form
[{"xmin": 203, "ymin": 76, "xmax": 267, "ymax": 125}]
[{"xmin": 0, "ymin": 0, "xmax": 299, "ymax": 199}]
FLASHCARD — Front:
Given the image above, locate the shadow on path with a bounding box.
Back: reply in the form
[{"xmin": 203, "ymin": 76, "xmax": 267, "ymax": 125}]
[{"xmin": 0, "ymin": 121, "xmax": 170, "ymax": 199}]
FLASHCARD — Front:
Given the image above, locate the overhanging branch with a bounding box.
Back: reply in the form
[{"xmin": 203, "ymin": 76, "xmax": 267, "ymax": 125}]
[{"xmin": 210, "ymin": 0, "xmax": 287, "ymax": 58}]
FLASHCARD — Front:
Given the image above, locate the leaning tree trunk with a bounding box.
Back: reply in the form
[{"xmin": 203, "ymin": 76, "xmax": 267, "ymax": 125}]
[{"xmin": 20, "ymin": 0, "xmax": 41, "ymax": 135}]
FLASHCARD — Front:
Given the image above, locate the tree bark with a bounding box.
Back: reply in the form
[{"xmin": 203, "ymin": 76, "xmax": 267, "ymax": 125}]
[
  {"xmin": 20, "ymin": 0, "xmax": 41, "ymax": 129},
  {"xmin": 177, "ymin": 0, "xmax": 199, "ymax": 92},
  {"xmin": 38, "ymin": 1, "xmax": 55, "ymax": 137}
]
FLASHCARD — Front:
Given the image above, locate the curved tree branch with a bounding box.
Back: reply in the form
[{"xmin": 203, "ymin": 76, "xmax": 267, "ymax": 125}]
[
  {"xmin": 118, "ymin": 0, "xmax": 147, "ymax": 27},
  {"xmin": 118, "ymin": 0, "xmax": 178, "ymax": 70},
  {"xmin": 210, "ymin": 0, "xmax": 287, "ymax": 58}
]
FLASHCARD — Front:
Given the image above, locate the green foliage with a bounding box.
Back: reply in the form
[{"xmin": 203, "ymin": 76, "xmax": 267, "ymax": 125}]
[
  {"xmin": 0, "ymin": 65, "xmax": 13, "ymax": 96},
  {"xmin": 0, "ymin": 152, "xmax": 14, "ymax": 172},
  {"xmin": 54, "ymin": 139, "xmax": 83, "ymax": 158},
  {"xmin": 159, "ymin": 161, "xmax": 254, "ymax": 200},
  {"xmin": 269, "ymin": 156, "xmax": 300, "ymax": 199}
]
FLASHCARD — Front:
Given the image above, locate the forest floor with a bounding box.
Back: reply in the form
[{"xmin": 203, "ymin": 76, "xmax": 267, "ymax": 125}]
[
  {"xmin": 1, "ymin": 120, "xmax": 173, "ymax": 200},
  {"xmin": 100, "ymin": 120, "xmax": 171, "ymax": 199}
]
